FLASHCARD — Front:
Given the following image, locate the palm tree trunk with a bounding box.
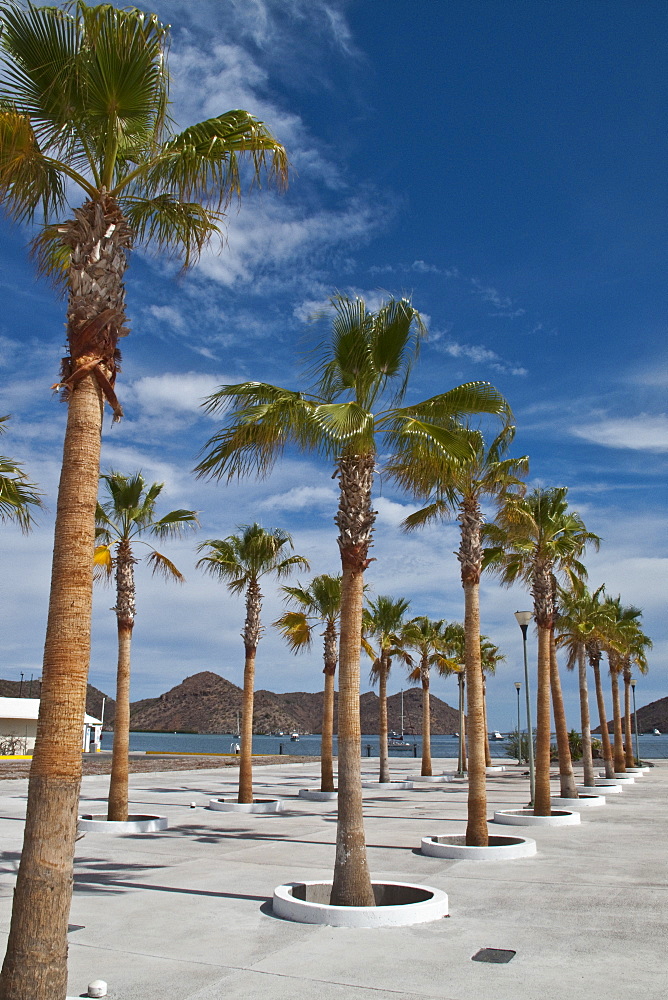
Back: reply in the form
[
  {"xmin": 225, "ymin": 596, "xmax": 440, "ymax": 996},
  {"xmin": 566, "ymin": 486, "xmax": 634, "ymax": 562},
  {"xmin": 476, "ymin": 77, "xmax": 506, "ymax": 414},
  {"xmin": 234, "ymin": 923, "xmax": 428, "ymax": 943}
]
[
  {"xmin": 534, "ymin": 625, "xmax": 553, "ymax": 815},
  {"xmin": 623, "ymin": 667, "xmax": 634, "ymax": 768},
  {"xmin": 108, "ymin": 540, "xmax": 136, "ymax": 822},
  {"xmin": 238, "ymin": 577, "xmax": 262, "ymax": 804},
  {"xmin": 464, "ymin": 581, "xmax": 487, "ymax": 846},
  {"xmin": 610, "ymin": 669, "xmax": 625, "ymax": 773},
  {"xmin": 238, "ymin": 645, "xmax": 256, "ymax": 803},
  {"xmin": 0, "ymin": 375, "xmax": 104, "ymax": 1000},
  {"xmin": 330, "ymin": 452, "xmax": 375, "ymax": 907},
  {"xmin": 378, "ymin": 663, "xmax": 390, "ymax": 783},
  {"xmin": 108, "ymin": 625, "xmax": 132, "ymax": 821},
  {"xmin": 592, "ymin": 659, "xmax": 614, "ymax": 778},
  {"xmin": 482, "ymin": 679, "xmax": 492, "ymax": 767},
  {"xmin": 550, "ymin": 629, "xmax": 577, "ymax": 798},
  {"xmin": 421, "ymin": 670, "xmax": 432, "ymax": 777},
  {"xmin": 321, "ymin": 667, "xmax": 336, "ymax": 794},
  {"xmin": 577, "ymin": 645, "xmax": 596, "ymax": 788}
]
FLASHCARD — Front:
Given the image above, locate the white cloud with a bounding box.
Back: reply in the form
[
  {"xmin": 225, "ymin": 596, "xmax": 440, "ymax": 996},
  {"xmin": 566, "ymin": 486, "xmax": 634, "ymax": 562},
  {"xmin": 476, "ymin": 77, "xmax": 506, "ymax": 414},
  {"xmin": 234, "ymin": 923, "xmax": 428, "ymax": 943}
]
[
  {"xmin": 374, "ymin": 496, "xmax": 418, "ymax": 528},
  {"xmin": 439, "ymin": 340, "xmax": 528, "ymax": 377},
  {"xmin": 129, "ymin": 373, "xmax": 228, "ymax": 417},
  {"xmin": 260, "ymin": 485, "xmax": 338, "ymax": 511},
  {"xmin": 571, "ymin": 415, "xmax": 668, "ymax": 452}
]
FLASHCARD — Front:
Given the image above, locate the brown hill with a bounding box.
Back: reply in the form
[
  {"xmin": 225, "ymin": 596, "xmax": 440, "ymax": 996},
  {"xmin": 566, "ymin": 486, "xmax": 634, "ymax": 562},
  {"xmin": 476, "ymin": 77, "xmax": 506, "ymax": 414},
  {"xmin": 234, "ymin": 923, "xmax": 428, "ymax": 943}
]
[
  {"xmin": 125, "ymin": 671, "xmax": 460, "ymax": 735},
  {"xmin": 594, "ymin": 694, "xmax": 668, "ymax": 735}
]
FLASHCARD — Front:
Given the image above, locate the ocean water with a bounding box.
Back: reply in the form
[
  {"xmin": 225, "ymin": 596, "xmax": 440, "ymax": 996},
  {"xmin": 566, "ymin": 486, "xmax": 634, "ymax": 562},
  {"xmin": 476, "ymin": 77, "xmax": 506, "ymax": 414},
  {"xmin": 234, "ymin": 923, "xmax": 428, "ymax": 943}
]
[{"xmin": 99, "ymin": 730, "xmax": 668, "ymax": 760}]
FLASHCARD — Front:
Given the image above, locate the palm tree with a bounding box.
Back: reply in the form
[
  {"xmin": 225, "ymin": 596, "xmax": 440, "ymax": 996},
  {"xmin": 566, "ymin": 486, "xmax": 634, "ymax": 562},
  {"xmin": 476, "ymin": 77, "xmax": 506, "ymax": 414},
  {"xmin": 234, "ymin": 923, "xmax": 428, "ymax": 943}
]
[
  {"xmin": 394, "ymin": 425, "xmax": 527, "ymax": 845},
  {"xmin": 480, "ymin": 637, "xmax": 505, "ymax": 767},
  {"xmin": 602, "ymin": 598, "xmax": 650, "ymax": 774},
  {"xmin": 274, "ymin": 574, "xmax": 342, "ymax": 793},
  {"xmin": 405, "ymin": 617, "xmax": 456, "ymax": 776},
  {"xmin": 197, "ymin": 525, "xmax": 308, "ymax": 803},
  {"xmin": 441, "ymin": 621, "xmax": 468, "ymax": 773},
  {"xmin": 94, "ymin": 472, "xmax": 198, "ymax": 822},
  {"xmin": 363, "ymin": 595, "xmax": 412, "ymax": 783},
  {"xmin": 555, "ymin": 583, "xmax": 610, "ymax": 789},
  {"xmin": 195, "ymin": 293, "xmax": 509, "ymax": 905},
  {"xmin": 0, "ymin": 4, "xmax": 287, "ymax": 993},
  {"xmin": 0, "ymin": 416, "xmax": 44, "ymax": 530},
  {"xmin": 484, "ymin": 487, "xmax": 599, "ymax": 814},
  {"xmin": 622, "ymin": 631, "xmax": 650, "ymax": 767}
]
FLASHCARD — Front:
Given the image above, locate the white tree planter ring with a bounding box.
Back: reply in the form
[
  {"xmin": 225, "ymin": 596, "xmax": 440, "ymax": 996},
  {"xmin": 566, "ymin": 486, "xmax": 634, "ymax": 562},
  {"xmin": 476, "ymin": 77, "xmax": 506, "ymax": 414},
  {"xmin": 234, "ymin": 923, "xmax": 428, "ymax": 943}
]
[
  {"xmin": 420, "ymin": 834, "xmax": 536, "ymax": 859},
  {"xmin": 493, "ymin": 808, "xmax": 580, "ymax": 827},
  {"xmin": 578, "ymin": 783, "xmax": 622, "ymax": 794},
  {"xmin": 273, "ymin": 880, "xmax": 448, "ymax": 927},
  {"xmin": 361, "ymin": 780, "xmax": 414, "ymax": 790},
  {"xmin": 208, "ymin": 798, "xmax": 283, "ymax": 813},
  {"xmin": 77, "ymin": 814, "xmax": 168, "ymax": 834},
  {"xmin": 411, "ymin": 775, "xmax": 452, "ymax": 783},
  {"xmin": 551, "ymin": 794, "xmax": 606, "ymax": 808},
  {"xmin": 298, "ymin": 789, "xmax": 338, "ymax": 801}
]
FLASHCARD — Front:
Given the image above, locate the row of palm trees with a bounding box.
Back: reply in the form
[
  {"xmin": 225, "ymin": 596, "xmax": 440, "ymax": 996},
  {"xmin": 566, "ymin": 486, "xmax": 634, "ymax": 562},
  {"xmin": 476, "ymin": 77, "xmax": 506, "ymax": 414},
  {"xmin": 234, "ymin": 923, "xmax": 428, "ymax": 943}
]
[{"xmin": 0, "ymin": 3, "xmax": 651, "ymax": 995}]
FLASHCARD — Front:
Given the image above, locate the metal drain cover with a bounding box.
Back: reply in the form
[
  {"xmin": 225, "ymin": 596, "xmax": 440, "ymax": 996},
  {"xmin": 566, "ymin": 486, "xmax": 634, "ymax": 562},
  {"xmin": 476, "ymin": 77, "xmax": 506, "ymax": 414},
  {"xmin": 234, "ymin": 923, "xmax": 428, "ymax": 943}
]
[{"xmin": 472, "ymin": 948, "xmax": 516, "ymax": 964}]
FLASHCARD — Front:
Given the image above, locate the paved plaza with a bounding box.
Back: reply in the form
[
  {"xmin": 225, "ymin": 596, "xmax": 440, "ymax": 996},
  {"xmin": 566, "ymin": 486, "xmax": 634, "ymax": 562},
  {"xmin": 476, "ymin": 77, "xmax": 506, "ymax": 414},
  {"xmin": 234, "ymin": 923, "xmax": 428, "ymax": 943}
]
[{"xmin": 0, "ymin": 757, "xmax": 665, "ymax": 1000}]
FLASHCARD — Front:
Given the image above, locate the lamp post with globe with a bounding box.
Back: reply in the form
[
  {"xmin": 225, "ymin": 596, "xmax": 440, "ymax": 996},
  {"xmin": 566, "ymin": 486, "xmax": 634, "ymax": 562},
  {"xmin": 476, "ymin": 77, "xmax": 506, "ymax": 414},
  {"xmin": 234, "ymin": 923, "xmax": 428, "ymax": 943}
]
[{"xmin": 514, "ymin": 611, "xmax": 535, "ymax": 806}]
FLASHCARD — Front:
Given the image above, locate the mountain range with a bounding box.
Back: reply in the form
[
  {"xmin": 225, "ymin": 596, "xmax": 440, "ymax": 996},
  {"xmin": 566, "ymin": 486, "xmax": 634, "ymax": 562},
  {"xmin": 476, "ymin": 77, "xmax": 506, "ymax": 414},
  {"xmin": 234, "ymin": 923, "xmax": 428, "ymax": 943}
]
[{"xmin": 1, "ymin": 673, "xmax": 664, "ymax": 736}]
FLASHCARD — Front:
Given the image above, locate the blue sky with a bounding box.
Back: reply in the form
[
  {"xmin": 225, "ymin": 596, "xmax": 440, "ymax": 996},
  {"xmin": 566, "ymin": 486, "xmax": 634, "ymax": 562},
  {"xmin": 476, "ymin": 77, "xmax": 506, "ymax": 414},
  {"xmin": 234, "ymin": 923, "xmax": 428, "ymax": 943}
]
[{"xmin": 0, "ymin": 0, "xmax": 666, "ymax": 729}]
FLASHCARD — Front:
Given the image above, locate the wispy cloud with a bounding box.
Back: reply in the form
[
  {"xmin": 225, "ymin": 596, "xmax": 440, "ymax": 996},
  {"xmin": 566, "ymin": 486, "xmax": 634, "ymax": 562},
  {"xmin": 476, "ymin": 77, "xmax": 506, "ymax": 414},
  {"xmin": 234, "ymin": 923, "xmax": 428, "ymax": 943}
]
[
  {"xmin": 260, "ymin": 484, "xmax": 338, "ymax": 511},
  {"xmin": 571, "ymin": 414, "xmax": 668, "ymax": 452},
  {"xmin": 470, "ymin": 277, "xmax": 525, "ymax": 318},
  {"xmin": 438, "ymin": 340, "xmax": 528, "ymax": 377}
]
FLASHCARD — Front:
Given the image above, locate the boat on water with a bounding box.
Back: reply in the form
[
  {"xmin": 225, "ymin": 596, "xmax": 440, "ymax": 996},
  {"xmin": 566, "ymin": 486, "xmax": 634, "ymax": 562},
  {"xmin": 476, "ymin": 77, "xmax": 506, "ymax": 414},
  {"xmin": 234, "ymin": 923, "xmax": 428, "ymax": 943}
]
[
  {"xmin": 492, "ymin": 731, "xmax": 504, "ymax": 740},
  {"xmin": 388, "ymin": 690, "xmax": 415, "ymax": 749},
  {"xmin": 290, "ymin": 731, "xmax": 299, "ymax": 741},
  {"xmin": 654, "ymin": 728, "xmax": 661, "ymax": 735}
]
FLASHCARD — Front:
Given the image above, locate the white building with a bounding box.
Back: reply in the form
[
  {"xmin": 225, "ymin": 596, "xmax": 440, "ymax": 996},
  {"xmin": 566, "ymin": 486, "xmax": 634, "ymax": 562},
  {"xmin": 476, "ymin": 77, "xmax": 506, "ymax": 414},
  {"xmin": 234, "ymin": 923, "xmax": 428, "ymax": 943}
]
[{"xmin": 0, "ymin": 698, "xmax": 103, "ymax": 755}]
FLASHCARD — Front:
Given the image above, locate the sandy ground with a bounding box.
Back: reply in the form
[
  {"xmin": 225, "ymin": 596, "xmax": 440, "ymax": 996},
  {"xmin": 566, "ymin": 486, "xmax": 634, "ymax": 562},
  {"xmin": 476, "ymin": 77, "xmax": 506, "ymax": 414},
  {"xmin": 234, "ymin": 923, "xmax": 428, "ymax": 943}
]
[{"xmin": 0, "ymin": 753, "xmax": 311, "ymax": 780}]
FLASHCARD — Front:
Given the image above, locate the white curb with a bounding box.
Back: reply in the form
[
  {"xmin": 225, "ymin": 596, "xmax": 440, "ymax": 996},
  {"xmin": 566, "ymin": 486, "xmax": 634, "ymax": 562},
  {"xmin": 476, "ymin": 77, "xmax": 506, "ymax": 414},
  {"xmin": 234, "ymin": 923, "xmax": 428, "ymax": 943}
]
[{"xmin": 273, "ymin": 880, "xmax": 448, "ymax": 927}]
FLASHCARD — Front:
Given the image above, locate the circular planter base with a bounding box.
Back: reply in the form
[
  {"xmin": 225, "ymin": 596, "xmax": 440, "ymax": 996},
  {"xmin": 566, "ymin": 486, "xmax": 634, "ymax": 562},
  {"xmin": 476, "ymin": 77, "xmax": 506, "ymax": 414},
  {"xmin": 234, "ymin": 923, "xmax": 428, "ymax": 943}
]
[
  {"xmin": 578, "ymin": 783, "xmax": 622, "ymax": 794},
  {"xmin": 612, "ymin": 773, "xmax": 635, "ymax": 782},
  {"xmin": 77, "ymin": 814, "xmax": 168, "ymax": 834},
  {"xmin": 298, "ymin": 789, "xmax": 338, "ymax": 801},
  {"xmin": 493, "ymin": 808, "xmax": 580, "ymax": 827},
  {"xmin": 361, "ymin": 780, "xmax": 414, "ymax": 790},
  {"xmin": 411, "ymin": 775, "xmax": 451, "ymax": 783},
  {"xmin": 551, "ymin": 794, "xmax": 606, "ymax": 808},
  {"xmin": 626, "ymin": 766, "xmax": 649, "ymax": 774},
  {"xmin": 273, "ymin": 880, "xmax": 448, "ymax": 927},
  {"xmin": 421, "ymin": 833, "xmax": 536, "ymax": 859},
  {"xmin": 208, "ymin": 798, "xmax": 283, "ymax": 813},
  {"xmin": 486, "ymin": 765, "xmax": 508, "ymax": 773}
]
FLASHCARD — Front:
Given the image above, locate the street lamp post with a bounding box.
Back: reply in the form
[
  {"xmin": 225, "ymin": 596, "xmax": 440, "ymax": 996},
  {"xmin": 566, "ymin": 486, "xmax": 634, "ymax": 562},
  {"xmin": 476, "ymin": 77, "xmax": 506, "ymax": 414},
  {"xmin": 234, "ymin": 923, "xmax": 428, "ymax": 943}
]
[
  {"xmin": 630, "ymin": 678, "xmax": 640, "ymax": 765},
  {"xmin": 515, "ymin": 611, "xmax": 535, "ymax": 806},
  {"xmin": 514, "ymin": 681, "xmax": 522, "ymax": 765},
  {"xmin": 457, "ymin": 671, "xmax": 466, "ymax": 776}
]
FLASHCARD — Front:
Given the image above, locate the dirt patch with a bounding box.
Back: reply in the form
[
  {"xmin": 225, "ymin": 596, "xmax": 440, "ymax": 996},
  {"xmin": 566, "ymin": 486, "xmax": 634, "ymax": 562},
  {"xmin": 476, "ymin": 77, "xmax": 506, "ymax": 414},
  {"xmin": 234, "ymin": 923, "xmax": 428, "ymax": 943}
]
[{"xmin": 0, "ymin": 754, "xmax": 314, "ymax": 781}]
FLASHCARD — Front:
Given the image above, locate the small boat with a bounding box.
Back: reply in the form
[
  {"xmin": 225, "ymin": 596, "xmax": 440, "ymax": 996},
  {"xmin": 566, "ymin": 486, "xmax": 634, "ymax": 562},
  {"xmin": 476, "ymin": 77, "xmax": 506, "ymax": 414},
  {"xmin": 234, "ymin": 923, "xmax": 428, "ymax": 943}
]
[
  {"xmin": 492, "ymin": 731, "xmax": 504, "ymax": 740},
  {"xmin": 290, "ymin": 731, "xmax": 299, "ymax": 741},
  {"xmin": 388, "ymin": 731, "xmax": 412, "ymax": 749},
  {"xmin": 653, "ymin": 728, "xmax": 661, "ymax": 735}
]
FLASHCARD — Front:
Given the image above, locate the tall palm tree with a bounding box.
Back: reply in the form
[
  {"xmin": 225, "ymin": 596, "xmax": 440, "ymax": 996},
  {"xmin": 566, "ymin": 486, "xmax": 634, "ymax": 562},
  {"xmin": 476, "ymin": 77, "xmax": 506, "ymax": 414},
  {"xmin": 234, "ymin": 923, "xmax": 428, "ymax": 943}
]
[
  {"xmin": 441, "ymin": 621, "xmax": 468, "ymax": 773},
  {"xmin": 197, "ymin": 525, "xmax": 308, "ymax": 803},
  {"xmin": 405, "ymin": 617, "xmax": 456, "ymax": 776},
  {"xmin": 484, "ymin": 487, "xmax": 599, "ymax": 814},
  {"xmin": 555, "ymin": 582, "xmax": 610, "ymax": 789},
  {"xmin": 195, "ymin": 292, "xmax": 509, "ymax": 905},
  {"xmin": 0, "ymin": 4, "xmax": 287, "ymax": 994},
  {"xmin": 0, "ymin": 416, "xmax": 44, "ymax": 530},
  {"xmin": 274, "ymin": 574, "xmax": 342, "ymax": 793},
  {"xmin": 602, "ymin": 598, "xmax": 650, "ymax": 774},
  {"xmin": 94, "ymin": 472, "xmax": 198, "ymax": 822},
  {"xmin": 480, "ymin": 637, "xmax": 505, "ymax": 767},
  {"xmin": 622, "ymin": 631, "xmax": 650, "ymax": 767},
  {"xmin": 362, "ymin": 595, "xmax": 412, "ymax": 783},
  {"xmin": 394, "ymin": 425, "xmax": 527, "ymax": 845}
]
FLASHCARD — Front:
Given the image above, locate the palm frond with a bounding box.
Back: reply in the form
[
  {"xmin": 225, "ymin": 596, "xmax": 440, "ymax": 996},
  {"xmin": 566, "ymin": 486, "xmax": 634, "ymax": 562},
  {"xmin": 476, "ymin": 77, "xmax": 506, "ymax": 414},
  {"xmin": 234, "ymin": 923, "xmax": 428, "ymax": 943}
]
[
  {"xmin": 122, "ymin": 194, "xmax": 222, "ymax": 267},
  {"xmin": 145, "ymin": 549, "xmax": 185, "ymax": 583}
]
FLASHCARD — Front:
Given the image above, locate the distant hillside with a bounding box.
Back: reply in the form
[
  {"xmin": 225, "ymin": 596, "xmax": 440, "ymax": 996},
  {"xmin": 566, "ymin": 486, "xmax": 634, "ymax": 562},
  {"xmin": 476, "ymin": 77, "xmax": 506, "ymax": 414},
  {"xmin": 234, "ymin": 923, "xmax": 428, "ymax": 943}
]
[
  {"xmin": 0, "ymin": 671, "xmax": 461, "ymax": 735},
  {"xmin": 594, "ymin": 694, "xmax": 668, "ymax": 735},
  {"xmin": 124, "ymin": 671, "xmax": 461, "ymax": 735}
]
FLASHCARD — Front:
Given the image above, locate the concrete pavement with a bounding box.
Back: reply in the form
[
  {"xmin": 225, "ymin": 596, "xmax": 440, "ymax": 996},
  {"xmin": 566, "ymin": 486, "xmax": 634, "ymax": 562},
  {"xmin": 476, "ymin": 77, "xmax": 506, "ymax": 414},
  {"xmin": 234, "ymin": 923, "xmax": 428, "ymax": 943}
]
[{"xmin": 0, "ymin": 757, "xmax": 665, "ymax": 1000}]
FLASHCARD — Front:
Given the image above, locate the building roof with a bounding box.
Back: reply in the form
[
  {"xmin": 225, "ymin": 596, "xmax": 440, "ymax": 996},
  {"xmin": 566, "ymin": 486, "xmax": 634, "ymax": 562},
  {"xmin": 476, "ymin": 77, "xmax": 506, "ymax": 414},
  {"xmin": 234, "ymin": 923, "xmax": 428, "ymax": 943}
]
[{"xmin": 0, "ymin": 697, "xmax": 102, "ymax": 725}]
